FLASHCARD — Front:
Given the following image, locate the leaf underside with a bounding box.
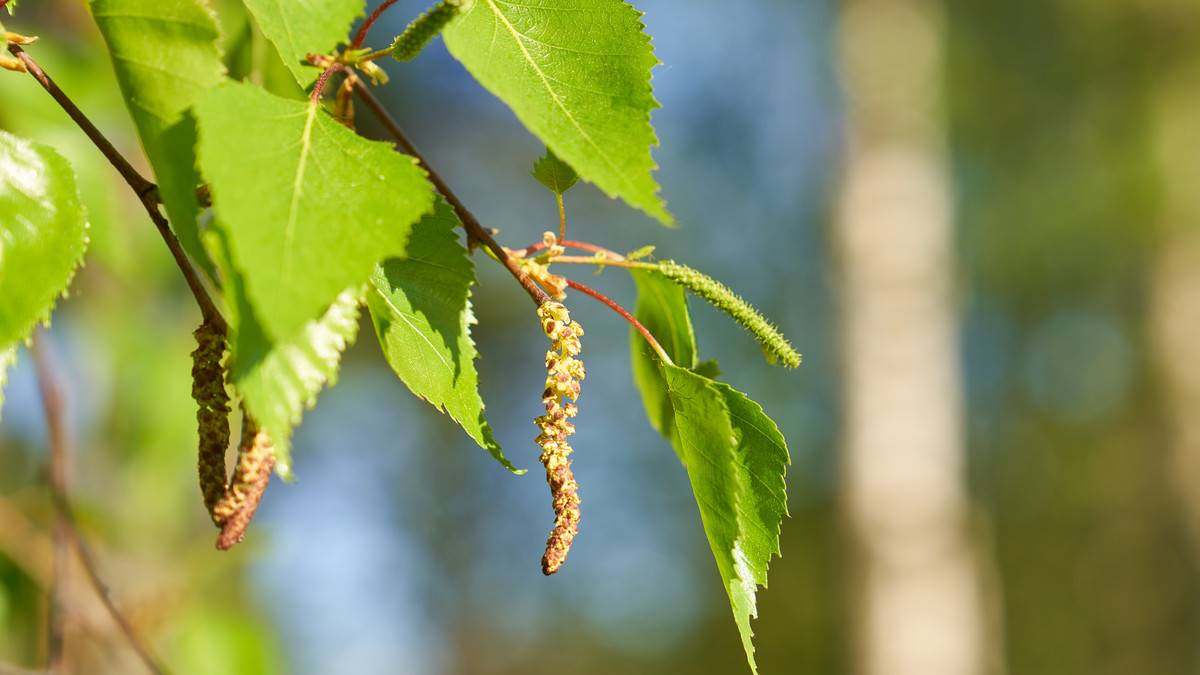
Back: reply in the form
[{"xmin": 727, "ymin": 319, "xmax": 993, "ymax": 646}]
[
  {"xmin": 444, "ymin": 0, "xmax": 671, "ymax": 224},
  {"xmin": 204, "ymin": 227, "xmax": 360, "ymax": 479},
  {"xmin": 194, "ymin": 80, "xmax": 435, "ymax": 342},
  {"xmin": 367, "ymin": 199, "xmax": 521, "ymax": 474},
  {"xmin": 90, "ymin": 0, "xmax": 226, "ymax": 276},
  {"xmin": 0, "ymin": 130, "xmax": 89, "ymax": 350},
  {"xmin": 532, "ymin": 146, "xmax": 578, "ymax": 195}
]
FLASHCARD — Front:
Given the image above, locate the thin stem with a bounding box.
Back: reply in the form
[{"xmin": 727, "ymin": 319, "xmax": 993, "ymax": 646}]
[
  {"xmin": 528, "ymin": 255, "xmax": 655, "ymax": 271},
  {"xmin": 556, "ymin": 194, "xmax": 566, "ymax": 242},
  {"xmin": 352, "ymin": 0, "xmax": 401, "ymax": 49},
  {"xmin": 358, "ymin": 48, "xmax": 393, "ymax": 64},
  {"xmin": 564, "ymin": 278, "xmax": 673, "ymax": 365},
  {"xmin": 520, "ymin": 239, "xmax": 627, "ymax": 261},
  {"xmin": 11, "ymin": 45, "xmax": 226, "ymax": 333},
  {"xmin": 309, "ymin": 61, "xmax": 343, "ymax": 104},
  {"xmin": 351, "ymin": 79, "xmax": 550, "ymax": 305},
  {"xmin": 31, "ymin": 335, "xmax": 167, "ymax": 675}
]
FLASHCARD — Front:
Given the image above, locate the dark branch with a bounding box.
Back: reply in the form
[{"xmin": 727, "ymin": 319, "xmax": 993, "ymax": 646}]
[
  {"xmin": 31, "ymin": 335, "xmax": 168, "ymax": 675},
  {"xmin": 351, "ymin": 80, "xmax": 551, "ymax": 305},
  {"xmin": 10, "ymin": 44, "xmax": 226, "ymax": 333}
]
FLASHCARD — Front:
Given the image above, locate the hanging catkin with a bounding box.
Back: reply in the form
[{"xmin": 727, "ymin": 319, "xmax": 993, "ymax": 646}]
[
  {"xmin": 191, "ymin": 319, "xmax": 230, "ymax": 524},
  {"xmin": 214, "ymin": 414, "xmax": 276, "ymax": 550},
  {"xmin": 535, "ymin": 301, "xmax": 585, "ymax": 575}
]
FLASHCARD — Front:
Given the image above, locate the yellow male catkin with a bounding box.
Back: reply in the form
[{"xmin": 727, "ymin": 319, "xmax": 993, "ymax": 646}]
[
  {"xmin": 191, "ymin": 319, "xmax": 230, "ymax": 524},
  {"xmin": 535, "ymin": 301, "xmax": 585, "ymax": 575}
]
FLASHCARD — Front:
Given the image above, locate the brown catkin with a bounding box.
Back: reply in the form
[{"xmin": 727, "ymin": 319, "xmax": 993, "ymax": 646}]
[
  {"xmin": 191, "ymin": 319, "xmax": 231, "ymax": 524},
  {"xmin": 214, "ymin": 416, "xmax": 275, "ymax": 550},
  {"xmin": 535, "ymin": 301, "xmax": 585, "ymax": 575}
]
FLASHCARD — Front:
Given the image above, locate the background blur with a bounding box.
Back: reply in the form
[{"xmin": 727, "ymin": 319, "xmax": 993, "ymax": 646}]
[{"xmin": 2, "ymin": 0, "xmax": 1200, "ymax": 673}]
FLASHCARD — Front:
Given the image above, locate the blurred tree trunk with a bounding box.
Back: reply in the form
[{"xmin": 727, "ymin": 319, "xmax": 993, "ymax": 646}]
[
  {"xmin": 1150, "ymin": 3, "xmax": 1200, "ymax": 561},
  {"xmin": 835, "ymin": 1, "xmax": 991, "ymax": 673}
]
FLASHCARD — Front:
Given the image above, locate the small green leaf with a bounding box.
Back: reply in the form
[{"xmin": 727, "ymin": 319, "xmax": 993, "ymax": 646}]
[
  {"xmin": 531, "ymin": 147, "xmax": 578, "ymax": 195},
  {"xmin": 629, "ymin": 269, "xmax": 695, "ymax": 446},
  {"xmin": 194, "ymin": 80, "xmax": 435, "ymax": 341},
  {"xmin": 661, "ymin": 364, "xmax": 789, "ymax": 675},
  {"xmin": 204, "ymin": 227, "xmax": 360, "ymax": 479},
  {"xmin": 242, "ymin": 0, "xmax": 364, "ymax": 87},
  {"xmin": 367, "ymin": 199, "xmax": 523, "ymax": 474},
  {"xmin": 90, "ymin": 0, "xmax": 226, "ymax": 278},
  {"xmin": 444, "ymin": 0, "xmax": 671, "ymax": 224},
  {"xmin": 0, "ymin": 130, "xmax": 89, "ymax": 350}
]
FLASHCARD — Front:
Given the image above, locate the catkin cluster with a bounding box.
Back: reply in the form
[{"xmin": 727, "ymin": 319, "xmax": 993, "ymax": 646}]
[
  {"xmin": 390, "ymin": 0, "xmax": 463, "ymax": 62},
  {"xmin": 657, "ymin": 260, "xmax": 802, "ymax": 368},
  {"xmin": 535, "ymin": 301, "xmax": 585, "ymax": 575},
  {"xmin": 191, "ymin": 319, "xmax": 231, "ymax": 521},
  {"xmin": 191, "ymin": 319, "xmax": 275, "ymax": 549}
]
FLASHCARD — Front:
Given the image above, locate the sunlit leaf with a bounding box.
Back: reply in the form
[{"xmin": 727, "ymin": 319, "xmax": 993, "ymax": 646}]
[
  {"xmin": 241, "ymin": 0, "xmax": 364, "ymax": 87},
  {"xmin": 661, "ymin": 364, "xmax": 789, "ymax": 675},
  {"xmin": 367, "ymin": 200, "xmax": 522, "ymax": 474},
  {"xmin": 0, "ymin": 130, "xmax": 89, "ymax": 350},
  {"xmin": 444, "ymin": 0, "xmax": 671, "ymax": 223},
  {"xmin": 194, "ymin": 80, "xmax": 434, "ymax": 341},
  {"xmin": 90, "ymin": 0, "xmax": 226, "ymax": 276}
]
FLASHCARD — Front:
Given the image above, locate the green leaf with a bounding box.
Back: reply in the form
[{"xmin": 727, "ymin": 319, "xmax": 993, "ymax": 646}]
[
  {"xmin": 194, "ymin": 80, "xmax": 435, "ymax": 341},
  {"xmin": 0, "ymin": 130, "xmax": 89, "ymax": 350},
  {"xmin": 661, "ymin": 364, "xmax": 789, "ymax": 675},
  {"xmin": 241, "ymin": 0, "xmax": 364, "ymax": 87},
  {"xmin": 531, "ymin": 147, "xmax": 578, "ymax": 195},
  {"xmin": 204, "ymin": 227, "xmax": 360, "ymax": 479},
  {"xmin": 90, "ymin": 0, "xmax": 226, "ymax": 277},
  {"xmin": 443, "ymin": 0, "xmax": 671, "ymax": 224},
  {"xmin": 629, "ymin": 269, "xmax": 695, "ymax": 444},
  {"xmin": 367, "ymin": 200, "xmax": 522, "ymax": 474}
]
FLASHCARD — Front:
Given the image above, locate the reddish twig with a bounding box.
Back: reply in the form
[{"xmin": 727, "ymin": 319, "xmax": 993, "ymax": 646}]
[
  {"xmin": 351, "ymin": 79, "xmax": 550, "ymax": 305},
  {"xmin": 10, "ymin": 45, "xmax": 225, "ymax": 333},
  {"xmin": 31, "ymin": 335, "xmax": 167, "ymax": 675},
  {"xmin": 519, "ymin": 239, "xmax": 627, "ymax": 261},
  {"xmin": 310, "ymin": 61, "xmax": 344, "ymax": 104},
  {"xmin": 563, "ymin": 279, "xmax": 672, "ymax": 365},
  {"xmin": 352, "ymin": 0, "xmax": 401, "ymax": 49}
]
